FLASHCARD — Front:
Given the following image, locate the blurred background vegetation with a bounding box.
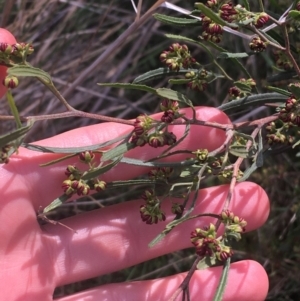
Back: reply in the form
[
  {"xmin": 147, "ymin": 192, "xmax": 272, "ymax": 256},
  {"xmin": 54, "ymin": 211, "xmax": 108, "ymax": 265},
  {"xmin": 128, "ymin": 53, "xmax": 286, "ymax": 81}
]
[{"xmin": 0, "ymin": 0, "xmax": 299, "ymax": 300}]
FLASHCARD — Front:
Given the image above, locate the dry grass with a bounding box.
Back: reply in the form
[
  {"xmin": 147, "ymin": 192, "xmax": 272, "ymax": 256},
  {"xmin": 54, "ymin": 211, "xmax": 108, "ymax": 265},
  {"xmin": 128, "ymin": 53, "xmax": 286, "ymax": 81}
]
[{"xmin": 0, "ymin": 0, "xmax": 299, "ymax": 300}]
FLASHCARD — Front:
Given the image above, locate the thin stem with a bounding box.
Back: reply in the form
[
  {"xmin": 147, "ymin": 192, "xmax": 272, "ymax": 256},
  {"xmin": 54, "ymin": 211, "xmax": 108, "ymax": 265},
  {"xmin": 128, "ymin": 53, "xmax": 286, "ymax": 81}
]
[
  {"xmin": 168, "ymin": 256, "xmax": 202, "ymax": 301},
  {"xmin": 37, "ymin": 77, "xmax": 75, "ymax": 111},
  {"xmin": 249, "ymin": 25, "xmax": 285, "ymax": 51},
  {"xmin": 282, "ymin": 25, "xmax": 300, "ymax": 79},
  {"xmin": 258, "ymin": 0, "xmax": 264, "ymax": 12},
  {"xmin": 6, "ymin": 90, "xmax": 22, "ymax": 128},
  {"xmin": 234, "ymin": 114, "xmax": 279, "ymax": 128},
  {"xmin": 268, "ymin": 15, "xmax": 282, "ymax": 26},
  {"xmin": 23, "ymin": 111, "xmax": 134, "ymax": 125},
  {"xmin": 212, "ymin": 59, "xmax": 233, "ymax": 81}
]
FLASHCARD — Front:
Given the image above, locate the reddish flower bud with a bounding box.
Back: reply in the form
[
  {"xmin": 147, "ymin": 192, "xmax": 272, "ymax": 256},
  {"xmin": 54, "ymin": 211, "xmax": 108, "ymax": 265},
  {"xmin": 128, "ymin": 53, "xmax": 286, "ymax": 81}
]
[
  {"xmin": 0, "ymin": 42, "xmax": 12, "ymax": 54},
  {"xmin": 79, "ymin": 150, "xmax": 95, "ymax": 163},
  {"xmin": 254, "ymin": 13, "xmax": 269, "ymax": 28},
  {"xmin": 3, "ymin": 76, "xmax": 18, "ymax": 89},
  {"xmin": 94, "ymin": 180, "xmax": 107, "ymax": 192}
]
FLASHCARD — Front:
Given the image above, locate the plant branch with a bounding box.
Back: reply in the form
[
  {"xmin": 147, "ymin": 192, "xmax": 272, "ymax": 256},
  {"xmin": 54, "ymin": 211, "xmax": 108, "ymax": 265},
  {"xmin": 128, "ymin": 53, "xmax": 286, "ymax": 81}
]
[
  {"xmin": 168, "ymin": 255, "xmax": 202, "ymax": 301},
  {"xmin": 282, "ymin": 25, "xmax": 300, "ymax": 79}
]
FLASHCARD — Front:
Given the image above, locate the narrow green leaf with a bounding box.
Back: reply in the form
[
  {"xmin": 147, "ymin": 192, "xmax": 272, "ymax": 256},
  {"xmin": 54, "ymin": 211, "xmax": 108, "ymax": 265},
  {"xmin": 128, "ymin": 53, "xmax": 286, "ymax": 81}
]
[
  {"xmin": 153, "ymin": 13, "xmax": 201, "ymax": 26},
  {"xmin": 8, "ymin": 65, "xmax": 52, "ymax": 83},
  {"xmin": 194, "ymin": 3, "xmax": 238, "ymax": 28},
  {"xmin": 97, "ymin": 83, "xmax": 156, "ymax": 94},
  {"xmin": 237, "ymin": 17, "xmax": 255, "ymax": 26},
  {"xmin": 165, "ymin": 33, "xmax": 214, "ymax": 60},
  {"xmin": 256, "ymin": 129, "xmax": 264, "ymax": 167},
  {"xmin": 238, "ymin": 130, "xmax": 263, "ymax": 181},
  {"xmin": 289, "ymin": 84, "xmax": 300, "ymax": 99},
  {"xmin": 238, "ymin": 161, "xmax": 257, "ymax": 182},
  {"xmin": 168, "ymin": 78, "xmax": 191, "ymax": 85},
  {"xmin": 266, "ymin": 86, "xmax": 290, "ymax": 97},
  {"xmin": 156, "ymin": 88, "xmax": 193, "ymax": 107},
  {"xmin": 229, "ymin": 145, "xmax": 252, "ymax": 158},
  {"xmin": 165, "ymin": 34, "xmax": 202, "ymax": 44},
  {"xmin": 43, "ymin": 194, "xmax": 70, "ymax": 213},
  {"xmin": 212, "ymin": 258, "xmax": 231, "ymax": 301},
  {"xmin": 218, "ymin": 93, "xmax": 287, "ymax": 112},
  {"xmin": 120, "ymin": 156, "xmax": 196, "ymax": 168},
  {"xmin": 133, "ymin": 68, "xmax": 199, "ymax": 84},
  {"xmin": 234, "ymin": 82, "xmax": 252, "ymax": 93},
  {"xmin": 218, "ymin": 52, "xmax": 249, "ymax": 59},
  {"xmin": 23, "ymin": 133, "xmax": 130, "ymax": 153},
  {"xmin": 107, "ymin": 179, "xmax": 155, "ymax": 187},
  {"xmin": 81, "ymin": 156, "xmax": 122, "ymax": 180},
  {"xmin": 267, "ymin": 71, "xmax": 298, "ymax": 83},
  {"xmin": 148, "ymin": 217, "xmax": 186, "ymax": 247},
  {"xmin": 0, "ymin": 120, "xmax": 34, "ymax": 148},
  {"xmin": 101, "ymin": 142, "xmax": 135, "ymax": 162},
  {"xmin": 197, "ymin": 255, "xmax": 219, "ymax": 270},
  {"xmin": 241, "ymin": 0, "xmax": 250, "ymax": 10},
  {"xmin": 289, "ymin": 10, "xmax": 300, "ymax": 21},
  {"xmin": 40, "ymin": 153, "xmax": 77, "ymax": 167}
]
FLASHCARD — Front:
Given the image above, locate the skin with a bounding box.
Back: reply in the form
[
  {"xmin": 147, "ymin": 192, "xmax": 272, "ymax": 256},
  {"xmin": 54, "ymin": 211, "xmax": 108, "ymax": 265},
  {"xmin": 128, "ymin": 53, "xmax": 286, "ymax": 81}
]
[
  {"xmin": 0, "ymin": 105, "xmax": 269, "ymax": 301},
  {"xmin": 0, "ymin": 28, "xmax": 17, "ymax": 97}
]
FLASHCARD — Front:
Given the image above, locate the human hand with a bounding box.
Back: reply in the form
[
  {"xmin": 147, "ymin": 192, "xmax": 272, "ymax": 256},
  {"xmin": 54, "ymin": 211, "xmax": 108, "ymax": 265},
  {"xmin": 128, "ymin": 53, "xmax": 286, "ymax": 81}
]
[{"xmin": 0, "ymin": 107, "xmax": 269, "ymax": 301}]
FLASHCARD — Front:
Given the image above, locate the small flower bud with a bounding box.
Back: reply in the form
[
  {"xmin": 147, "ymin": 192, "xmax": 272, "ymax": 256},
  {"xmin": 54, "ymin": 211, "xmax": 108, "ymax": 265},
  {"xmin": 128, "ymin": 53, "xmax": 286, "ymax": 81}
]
[
  {"xmin": 3, "ymin": 76, "xmax": 19, "ymax": 89},
  {"xmin": 79, "ymin": 150, "xmax": 95, "ymax": 164},
  {"xmin": 0, "ymin": 43, "xmax": 12, "ymax": 54},
  {"xmin": 148, "ymin": 132, "xmax": 166, "ymax": 148},
  {"xmin": 94, "ymin": 180, "xmax": 107, "ymax": 192},
  {"xmin": 254, "ymin": 13, "xmax": 269, "ymax": 28}
]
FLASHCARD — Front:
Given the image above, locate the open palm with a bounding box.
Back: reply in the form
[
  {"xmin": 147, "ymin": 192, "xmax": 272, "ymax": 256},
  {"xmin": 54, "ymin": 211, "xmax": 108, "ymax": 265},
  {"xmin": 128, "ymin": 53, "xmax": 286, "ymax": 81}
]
[{"xmin": 0, "ymin": 107, "xmax": 269, "ymax": 301}]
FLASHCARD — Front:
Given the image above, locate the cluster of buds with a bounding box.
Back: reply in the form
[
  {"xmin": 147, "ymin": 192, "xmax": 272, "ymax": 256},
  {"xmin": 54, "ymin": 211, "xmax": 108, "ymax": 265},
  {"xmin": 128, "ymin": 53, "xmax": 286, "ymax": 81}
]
[
  {"xmin": 0, "ymin": 42, "xmax": 34, "ymax": 90},
  {"xmin": 228, "ymin": 86, "xmax": 242, "ymax": 99},
  {"xmin": 131, "ymin": 114, "xmax": 177, "ymax": 148},
  {"xmin": 265, "ymin": 120, "xmax": 295, "ymax": 145},
  {"xmin": 219, "ymin": 2, "xmax": 239, "ymax": 23},
  {"xmin": 191, "ymin": 223, "xmax": 233, "ymax": 261},
  {"xmin": 185, "ymin": 69, "xmax": 208, "ymax": 92},
  {"xmin": 148, "ymin": 131, "xmax": 177, "ymax": 148},
  {"xmin": 0, "ymin": 144, "xmax": 12, "ymax": 164},
  {"xmin": 0, "ymin": 42, "xmax": 34, "ymax": 64},
  {"xmin": 279, "ymin": 95, "xmax": 300, "ymax": 126},
  {"xmin": 131, "ymin": 114, "xmax": 154, "ymax": 147},
  {"xmin": 193, "ymin": 148, "xmax": 209, "ymax": 163},
  {"xmin": 218, "ymin": 168, "xmax": 244, "ymax": 182},
  {"xmin": 221, "ymin": 210, "xmax": 247, "ymax": 240},
  {"xmin": 61, "ymin": 151, "xmax": 107, "ymax": 197},
  {"xmin": 159, "ymin": 43, "xmax": 196, "ymax": 71},
  {"xmin": 200, "ymin": 1, "xmax": 269, "ymax": 43},
  {"xmin": 266, "ymin": 95, "xmax": 300, "ymax": 145},
  {"xmin": 228, "ymin": 78, "xmax": 256, "ymax": 100},
  {"xmin": 62, "ymin": 178, "xmax": 91, "ymax": 196},
  {"xmin": 160, "ymin": 99, "xmax": 180, "ymax": 123},
  {"xmin": 249, "ymin": 37, "xmax": 268, "ymax": 53},
  {"xmin": 274, "ymin": 50, "xmax": 294, "ymax": 70},
  {"xmin": 148, "ymin": 167, "xmax": 173, "ymax": 180},
  {"xmin": 140, "ymin": 189, "xmax": 166, "ymax": 224},
  {"xmin": 202, "ymin": 14, "xmax": 223, "ymax": 43}
]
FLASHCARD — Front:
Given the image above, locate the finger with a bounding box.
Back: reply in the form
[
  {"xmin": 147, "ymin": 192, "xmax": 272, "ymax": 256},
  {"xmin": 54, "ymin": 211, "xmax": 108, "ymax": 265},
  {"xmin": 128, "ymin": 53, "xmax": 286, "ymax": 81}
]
[
  {"xmin": 44, "ymin": 181, "xmax": 269, "ymax": 287},
  {"xmin": 54, "ymin": 260, "xmax": 268, "ymax": 301},
  {"xmin": 3, "ymin": 107, "xmax": 231, "ymax": 210}
]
